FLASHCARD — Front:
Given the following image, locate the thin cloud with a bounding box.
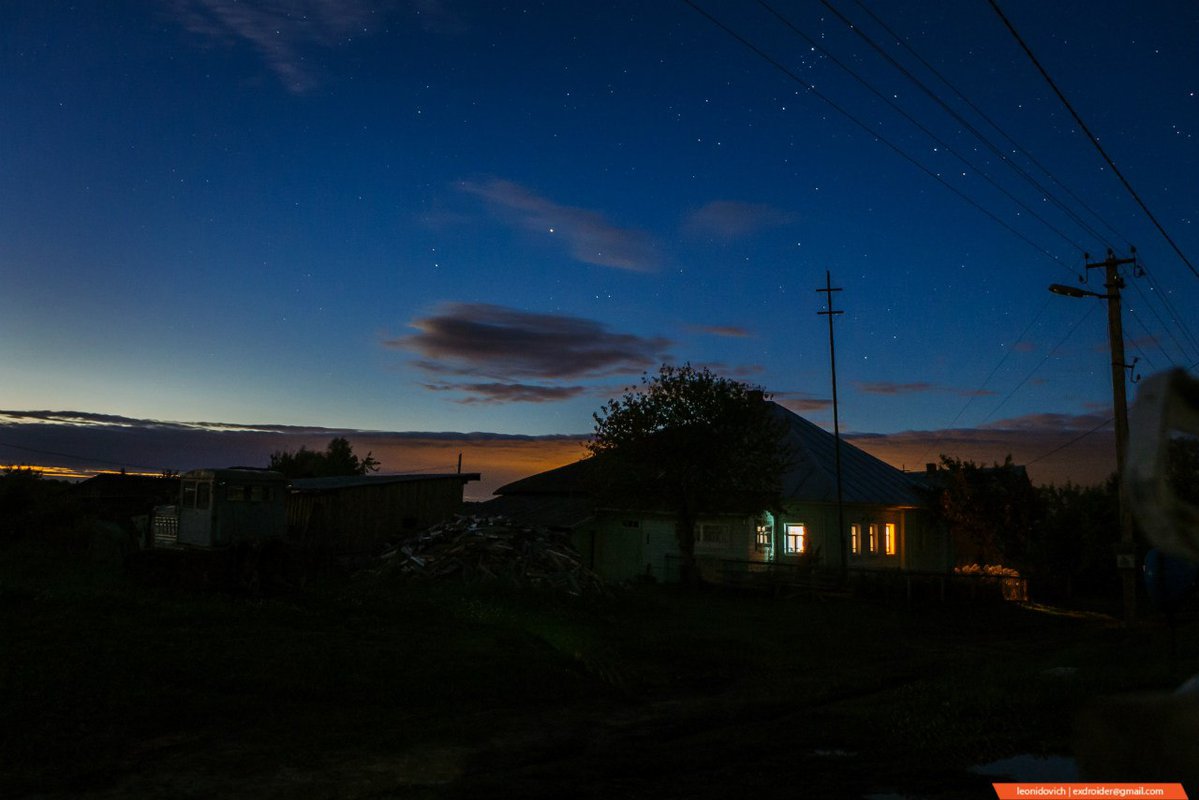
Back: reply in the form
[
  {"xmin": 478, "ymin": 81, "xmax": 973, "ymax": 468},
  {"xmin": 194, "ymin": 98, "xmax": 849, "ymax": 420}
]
[
  {"xmin": 684, "ymin": 200, "xmax": 795, "ymax": 240},
  {"xmin": 168, "ymin": 0, "xmax": 378, "ymax": 92},
  {"xmin": 771, "ymin": 392, "xmax": 833, "ymax": 413},
  {"xmin": 459, "ymin": 179, "xmax": 658, "ymax": 271},
  {"xmin": 423, "ymin": 382, "xmax": 589, "ymax": 405},
  {"xmin": 855, "ymin": 381, "xmax": 936, "ymax": 396},
  {"xmin": 846, "ymin": 414, "xmax": 1117, "ymax": 487},
  {"xmin": 688, "ymin": 324, "xmax": 753, "ymax": 338},
  {"xmin": 387, "ymin": 303, "xmax": 670, "ymax": 381},
  {"xmin": 854, "ymin": 381, "xmax": 996, "ymax": 398},
  {"xmin": 1011, "ymin": 341, "xmax": 1037, "ymax": 353},
  {"xmin": 980, "ymin": 411, "xmax": 1112, "ymax": 432},
  {"xmin": 685, "ymin": 361, "xmax": 766, "ymax": 379},
  {"xmin": 0, "ymin": 411, "xmax": 588, "ymax": 499}
]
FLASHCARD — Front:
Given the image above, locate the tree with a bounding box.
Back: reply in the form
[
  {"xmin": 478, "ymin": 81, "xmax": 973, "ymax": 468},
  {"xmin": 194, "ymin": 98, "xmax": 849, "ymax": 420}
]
[
  {"xmin": 1167, "ymin": 436, "xmax": 1199, "ymax": 507},
  {"xmin": 934, "ymin": 454, "xmax": 1038, "ymax": 568},
  {"xmin": 1035, "ymin": 477, "xmax": 1119, "ymax": 600},
  {"xmin": 268, "ymin": 437, "xmax": 380, "ymax": 479},
  {"xmin": 588, "ymin": 364, "xmax": 790, "ymax": 585}
]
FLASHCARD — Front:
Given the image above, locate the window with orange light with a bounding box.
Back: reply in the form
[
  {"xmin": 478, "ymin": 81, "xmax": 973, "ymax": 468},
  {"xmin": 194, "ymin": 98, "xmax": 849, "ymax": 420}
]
[
  {"xmin": 755, "ymin": 523, "xmax": 771, "ymax": 551},
  {"xmin": 850, "ymin": 523, "xmax": 861, "ymax": 555},
  {"xmin": 884, "ymin": 523, "xmax": 897, "ymax": 556},
  {"xmin": 784, "ymin": 523, "xmax": 806, "ymax": 554},
  {"xmin": 868, "ymin": 523, "xmax": 878, "ymax": 553}
]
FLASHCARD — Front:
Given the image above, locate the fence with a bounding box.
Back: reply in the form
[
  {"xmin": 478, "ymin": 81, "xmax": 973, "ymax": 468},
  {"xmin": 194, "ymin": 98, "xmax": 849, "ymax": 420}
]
[
  {"xmin": 151, "ymin": 505, "xmax": 179, "ymax": 548},
  {"xmin": 661, "ymin": 555, "xmax": 1028, "ymax": 602}
]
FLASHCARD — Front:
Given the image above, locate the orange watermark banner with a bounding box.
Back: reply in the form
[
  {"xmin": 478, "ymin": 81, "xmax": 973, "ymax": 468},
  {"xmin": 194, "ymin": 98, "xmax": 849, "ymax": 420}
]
[{"xmin": 993, "ymin": 784, "xmax": 1188, "ymax": 799}]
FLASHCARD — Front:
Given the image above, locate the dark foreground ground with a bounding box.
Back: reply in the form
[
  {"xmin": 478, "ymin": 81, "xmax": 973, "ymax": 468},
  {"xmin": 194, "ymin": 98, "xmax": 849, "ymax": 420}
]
[{"xmin": 3, "ymin": 542, "xmax": 1198, "ymax": 799}]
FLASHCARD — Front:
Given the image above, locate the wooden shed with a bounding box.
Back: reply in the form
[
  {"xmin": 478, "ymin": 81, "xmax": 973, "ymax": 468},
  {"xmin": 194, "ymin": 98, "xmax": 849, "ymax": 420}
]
[{"xmin": 288, "ymin": 473, "xmax": 481, "ymax": 553}]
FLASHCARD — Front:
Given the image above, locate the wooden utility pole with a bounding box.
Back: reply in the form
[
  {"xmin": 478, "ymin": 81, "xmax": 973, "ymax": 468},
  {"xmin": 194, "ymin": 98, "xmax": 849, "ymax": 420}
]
[
  {"xmin": 817, "ymin": 271, "xmax": 847, "ymax": 577},
  {"xmin": 1086, "ymin": 248, "xmax": 1137, "ymax": 624}
]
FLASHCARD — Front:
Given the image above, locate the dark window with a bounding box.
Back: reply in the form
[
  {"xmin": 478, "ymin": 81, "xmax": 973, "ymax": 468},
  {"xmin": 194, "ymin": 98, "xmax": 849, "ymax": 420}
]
[
  {"xmin": 196, "ymin": 482, "xmax": 211, "ymax": 510},
  {"xmin": 228, "ymin": 485, "xmax": 247, "ymax": 502},
  {"xmin": 182, "ymin": 482, "xmax": 197, "ymax": 508},
  {"xmin": 250, "ymin": 485, "xmax": 264, "ymax": 502}
]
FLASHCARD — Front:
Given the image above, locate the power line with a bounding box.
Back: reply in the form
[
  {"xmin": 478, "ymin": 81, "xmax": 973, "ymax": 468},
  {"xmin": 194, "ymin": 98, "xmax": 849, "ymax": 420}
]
[
  {"xmin": 1123, "ymin": 305, "xmax": 1161, "ymax": 372},
  {"xmin": 1026, "ymin": 416, "xmax": 1114, "ymax": 467},
  {"xmin": 977, "ymin": 302, "xmax": 1099, "ymax": 427},
  {"xmin": 1139, "ymin": 262, "xmax": 1199, "ymax": 360},
  {"xmin": 678, "ymin": 0, "xmax": 1069, "ymax": 268},
  {"xmin": 988, "ymin": 0, "xmax": 1199, "ymax": 281},
  {"xmin": 756, "ymin": 0, "xmax": 1086, "ymax": 270},
  {"xmin": 844, "ymin": 0, "xmax": 1131, "ymax": 251},
  {"xmin": 914, "ymin": 294, "xmax": 1052, "ymax": 467},
  {"xmin": 1125, "ymin": 275, "xmax": 1194, "ymax": 366}
]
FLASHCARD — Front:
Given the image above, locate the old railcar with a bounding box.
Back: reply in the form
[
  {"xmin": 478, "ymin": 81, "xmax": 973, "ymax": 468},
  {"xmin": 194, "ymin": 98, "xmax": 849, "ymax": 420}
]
[{"xmin": 167, "ymin": 468, "xmax": 288, "ymax": 548}]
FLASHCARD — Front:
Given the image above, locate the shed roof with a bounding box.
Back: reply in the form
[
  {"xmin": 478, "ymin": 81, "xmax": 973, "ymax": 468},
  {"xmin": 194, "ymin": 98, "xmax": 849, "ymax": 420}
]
[
  {"xmin": 291, "ymin": 473, "xmax": 481, "ymax": 492},
  {"xmin": 497, "ymin": 402, "xmax": 923, "ymax": 508}
]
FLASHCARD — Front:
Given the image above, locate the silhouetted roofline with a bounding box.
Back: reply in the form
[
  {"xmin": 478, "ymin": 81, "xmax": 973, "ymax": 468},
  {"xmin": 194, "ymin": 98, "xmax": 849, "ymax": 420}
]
[
  {"xmin": 496, "ymin": 403, "xmax": 925, "ymax": 507},
  {"xmin": 292, "ymin": 473, "xmax": 481, "ymax": 492}
]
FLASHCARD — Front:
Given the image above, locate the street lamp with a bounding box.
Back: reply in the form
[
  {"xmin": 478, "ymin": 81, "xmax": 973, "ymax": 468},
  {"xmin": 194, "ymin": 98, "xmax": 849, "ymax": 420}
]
[
  {"xmin": 1048, "ymin": 283, "xmax": 1107, "ymax": 300},
  {"xmin": 1047, "ymin": 248, "xmax": 1137, "ymax": 624}
]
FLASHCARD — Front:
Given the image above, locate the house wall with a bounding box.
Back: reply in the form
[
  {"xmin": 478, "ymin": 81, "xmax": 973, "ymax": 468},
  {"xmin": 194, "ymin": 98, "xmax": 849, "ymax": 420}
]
[
  {"xmin": 772, "ymin": 503, "xmax": 951, "ymax": 573},
  {"xmin": 576, "ymin": 512, "xmax": 760, "ymax": 582},
  {"xmin": 896, "ymin": 509, "xmax": 951, "ymax": 572},
  {"xmin": 569, "ymin": 502, "xmax": 951, "ymax": 583}
]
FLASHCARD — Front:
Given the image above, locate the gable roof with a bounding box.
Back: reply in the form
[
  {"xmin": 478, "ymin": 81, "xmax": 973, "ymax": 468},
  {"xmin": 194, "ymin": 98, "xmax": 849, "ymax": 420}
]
[
  {"xmin": 496, "ymin": 402, "xmax": 923, "ymax": 507},
  {"xmin": 496, "ymin": 458, "xmax": 599, "ymax": 497},
  {"xmin": 770, "ymin": 403, "xmax": 922, "ymax": 506}
]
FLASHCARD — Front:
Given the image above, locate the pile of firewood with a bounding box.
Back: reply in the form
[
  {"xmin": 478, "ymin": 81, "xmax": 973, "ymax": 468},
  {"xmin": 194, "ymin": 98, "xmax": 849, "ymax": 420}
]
[{"xmin": 375, "ymin": 515, "xmax": 605, "ymax": 594}]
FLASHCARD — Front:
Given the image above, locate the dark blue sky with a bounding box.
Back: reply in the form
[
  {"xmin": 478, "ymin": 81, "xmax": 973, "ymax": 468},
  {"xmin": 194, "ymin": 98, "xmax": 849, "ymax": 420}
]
[{"xmin": 2, "ymin": 0, "xmax": 1196, "ymax": 482}]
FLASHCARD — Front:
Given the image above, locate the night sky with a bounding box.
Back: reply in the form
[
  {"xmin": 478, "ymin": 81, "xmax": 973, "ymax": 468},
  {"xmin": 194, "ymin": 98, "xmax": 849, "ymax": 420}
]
[{"xmin": 2, "ymin": 1, "xmax": 1196, "ymax": 494}]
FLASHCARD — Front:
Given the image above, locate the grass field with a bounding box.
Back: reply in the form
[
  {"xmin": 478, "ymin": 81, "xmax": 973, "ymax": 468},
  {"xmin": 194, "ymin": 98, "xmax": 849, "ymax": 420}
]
[{"xmin": 3, "ymin": 541, "xmax": 1197, "ymax": 799}]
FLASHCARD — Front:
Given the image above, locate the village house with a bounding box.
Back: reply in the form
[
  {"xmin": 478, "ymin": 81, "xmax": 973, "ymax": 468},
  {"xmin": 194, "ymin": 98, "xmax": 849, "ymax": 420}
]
[{"xmin": 485, "ymin": 402, "xmax": 950, "ymax": 582}]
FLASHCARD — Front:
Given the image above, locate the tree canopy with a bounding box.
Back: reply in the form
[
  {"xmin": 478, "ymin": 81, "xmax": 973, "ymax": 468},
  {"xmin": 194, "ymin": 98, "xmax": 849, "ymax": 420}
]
[
  {"xmin": 268, "ymin": 437, "xmax": 380, "ymax": 479},
  {"xmin": 588, "ymin": 364, "xmax": 790, "ymax": 583},
  {"xmin": 933, "ymin": 454, "xmax": 1037, "ymax": 567}
]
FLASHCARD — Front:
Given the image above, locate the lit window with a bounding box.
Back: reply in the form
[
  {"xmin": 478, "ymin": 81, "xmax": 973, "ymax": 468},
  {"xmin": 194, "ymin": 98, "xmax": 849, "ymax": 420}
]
[
  {"xmin": 784, "ymin": 523, "xmax": 806, "ymax": 554},
  {"xmin": 756, "ymin": 523, "xmax": 771, "ymax": 551},
  {"xmin": 868, "ymin": 523, "xmax": 878, "ymax": 553},
  {"xmin": 850, "ymin": 523, "xmax": 861, "ymax": 555},
  {"xmin": 885, "ymin": 523, "xmax": 897, "ymax": 556}
]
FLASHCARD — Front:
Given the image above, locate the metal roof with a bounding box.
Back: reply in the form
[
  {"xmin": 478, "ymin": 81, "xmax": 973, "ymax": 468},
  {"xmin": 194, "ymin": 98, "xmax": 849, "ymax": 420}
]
[
  {"xmin": 770, "ymin": 403, "xmax": 923, "ymax": 506},
  {"xmin": 291, "ymin": 473, "xmax": 481, "ymax": 492},
  {"xmin": 495, "ymin": 459, "xmax": 598, "ymax": 497},
  {"xmin": 470, "ymin": 494, "xmax": 595, "ymax": 530},
  {"xmin": 496, "ymin": 402, "xmax": 924, "ymax": 508}
]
